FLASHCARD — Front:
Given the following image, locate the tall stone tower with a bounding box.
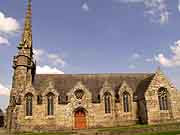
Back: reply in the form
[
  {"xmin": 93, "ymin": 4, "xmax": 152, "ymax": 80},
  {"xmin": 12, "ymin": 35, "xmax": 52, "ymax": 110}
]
[
  {"xmin": 7, "ymin": 0, "xmax": 35, "ymax": 131},
  {"xmin": 11, "ymin": 0, "xmax": 35, "ymax": 95}
]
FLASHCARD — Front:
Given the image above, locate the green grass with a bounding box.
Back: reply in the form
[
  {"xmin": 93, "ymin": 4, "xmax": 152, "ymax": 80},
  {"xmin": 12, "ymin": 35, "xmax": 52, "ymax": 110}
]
[
  {"xmin": 135, "ymin": 130, "xmax": 180, "ymax": 135},
  {"xmin": 97, "ymin": 124, "xmax": 151, "ymax": 132},
  {"xmin": 97, "ymin": 123, "xmax": 180, "ymax": 132},
  {"xmin": 97, "ymin": 124, "xmax": 180, "ymax": 135},
  {"xmin": 13, "ymin": 123, "xmax": 180, "ymax": 135},
  {"xmin": 15, "ymin": 130, "xmax": 180, "ymax": 135},
  {"xmin": 15, "ymin": 131, "xmax": 74, "ymax": 135}
]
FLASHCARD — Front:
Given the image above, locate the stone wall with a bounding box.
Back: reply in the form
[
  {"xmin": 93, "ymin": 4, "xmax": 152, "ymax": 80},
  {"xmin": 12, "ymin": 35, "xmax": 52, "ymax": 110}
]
[
  {"xmin": 145, "ymin": 70, "xmax": 180, "ymax": 125},
  {"xmin": 10, "ymin": 81, "xmax": 139, "ymax": 132},
  {"xmin": 8, "ymin": 70, "xmax": 180, "ymax": 132}
]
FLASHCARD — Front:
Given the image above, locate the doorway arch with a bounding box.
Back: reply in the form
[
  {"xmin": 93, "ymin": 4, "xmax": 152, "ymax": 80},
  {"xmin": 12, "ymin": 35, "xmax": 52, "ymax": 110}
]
[{"xmin": 74, "ymin": 108, "xmax": 87, "ymax": 129}]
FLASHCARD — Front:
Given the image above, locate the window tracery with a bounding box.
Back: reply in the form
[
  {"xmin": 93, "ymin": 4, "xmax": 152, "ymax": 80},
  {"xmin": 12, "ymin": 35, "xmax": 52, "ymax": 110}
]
[
  {"xmin": 158, "ymin": 87, "xmax": 168, "ymax": 110},
  {"xmin": 47, "ymin": 93, "xmax": 54, "ymax": 115},
  {"xmin": 25, "ymin": 93, "xmax": 33, "ymax": 116},
  {"xmin": 104, "ymin": 92, "xmax": 111, "ymax": 113},
  {"xmin": 123, "ymin": 91, "xmax": 130, "ymax": 112},
  {"xmin": 75, "ymin": 89, "xmax": 84, "ymax": 99}
]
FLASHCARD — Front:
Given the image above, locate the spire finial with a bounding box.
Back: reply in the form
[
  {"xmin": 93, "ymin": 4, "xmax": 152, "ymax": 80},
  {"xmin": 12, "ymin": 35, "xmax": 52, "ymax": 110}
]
[
  {"xmin": 155, "ymin": 66, "xmax": 162, "ymax": 74},
  {"xmin": 19, "ymin": 0, "xmax": 32, "ymax": 49}
]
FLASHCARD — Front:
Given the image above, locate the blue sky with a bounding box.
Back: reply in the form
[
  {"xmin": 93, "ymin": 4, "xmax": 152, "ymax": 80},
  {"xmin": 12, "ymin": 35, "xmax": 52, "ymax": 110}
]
[{"xmin": 0, "ymin": 0, "xmax": 180, "ymax": 110}]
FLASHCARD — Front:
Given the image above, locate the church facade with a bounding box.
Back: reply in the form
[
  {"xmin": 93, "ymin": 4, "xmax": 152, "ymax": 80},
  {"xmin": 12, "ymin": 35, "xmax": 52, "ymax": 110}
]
[{"xmin": 7, "ymin": 0, "xmax": 180, "ymax": 132}]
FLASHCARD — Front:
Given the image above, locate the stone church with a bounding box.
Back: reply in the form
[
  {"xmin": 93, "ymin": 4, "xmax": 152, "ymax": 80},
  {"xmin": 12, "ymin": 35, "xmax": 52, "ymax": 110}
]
[{"xmin": 6, "ymin": 0, "xmax": 180, "ymax": 132}]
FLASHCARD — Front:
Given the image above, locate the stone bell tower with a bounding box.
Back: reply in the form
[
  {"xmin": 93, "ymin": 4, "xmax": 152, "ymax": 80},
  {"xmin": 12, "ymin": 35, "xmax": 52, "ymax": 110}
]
[
  {"xmin": 7, "ymin": 0, "xmax": 35, "ymax": 131},
  {"xmin": 11, "ymin": 0, "xmax": 35, "ymax": 93}
]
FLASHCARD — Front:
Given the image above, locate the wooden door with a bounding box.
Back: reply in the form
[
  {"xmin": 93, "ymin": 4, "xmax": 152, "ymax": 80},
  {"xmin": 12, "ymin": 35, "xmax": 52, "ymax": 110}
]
[{"xmin": 75, "ymin": 110, "xmax": 86, "ymax": 129}]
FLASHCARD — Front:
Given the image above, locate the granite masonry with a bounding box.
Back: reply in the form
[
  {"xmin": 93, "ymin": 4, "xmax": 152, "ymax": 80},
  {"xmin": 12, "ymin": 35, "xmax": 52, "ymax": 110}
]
[{"xmin": 6, "ymin": 0, "xmax": 180, "ymax": 132}]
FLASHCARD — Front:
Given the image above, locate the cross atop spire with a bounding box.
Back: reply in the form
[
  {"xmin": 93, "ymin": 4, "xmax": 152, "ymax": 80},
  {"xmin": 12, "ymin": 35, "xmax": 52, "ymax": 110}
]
[{"xmin": 19, "ymin": 0, "xmax": 32, "ymax": 50}]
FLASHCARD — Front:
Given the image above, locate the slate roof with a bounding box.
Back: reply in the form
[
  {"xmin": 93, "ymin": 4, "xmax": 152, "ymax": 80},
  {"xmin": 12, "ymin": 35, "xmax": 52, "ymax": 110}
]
[{"xmin": 33, "ymin": 73, "xmax": 155, "ymax": 103}]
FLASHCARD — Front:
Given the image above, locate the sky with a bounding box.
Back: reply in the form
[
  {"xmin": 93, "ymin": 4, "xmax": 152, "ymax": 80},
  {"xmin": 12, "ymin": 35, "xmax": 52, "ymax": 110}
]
[{"xmin": 0, "ymin": 0, "xmax": 180, "ymax": 110}]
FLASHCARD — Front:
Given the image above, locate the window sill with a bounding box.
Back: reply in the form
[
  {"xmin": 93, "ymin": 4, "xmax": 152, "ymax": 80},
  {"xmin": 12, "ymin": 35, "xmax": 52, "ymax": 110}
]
[
  {"xmin": 160, "ymin": 110, "xmax": 169, "ymax": 113},
  {"xmin": 25, "ymin": 116, "xmax": 33, "ymax": 120},
  {"xmin": 123, "ymin": 112, "xmax": 131, "ymax": 114},
  {"xmin": 46, "ymin": 115, "xmax": 55, "ymax": 119},
  {"xmin": 104, "ymin": 113, "xmax": 112, "ymax": 116}
]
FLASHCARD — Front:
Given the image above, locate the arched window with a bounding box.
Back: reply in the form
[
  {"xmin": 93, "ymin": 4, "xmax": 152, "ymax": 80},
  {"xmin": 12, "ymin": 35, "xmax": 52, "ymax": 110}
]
[
  {"xmin": 158, "ymin": 87, "xmax": 168, "ymax": 110},
  {"xmin": 97, "ymin": 94, "xmax": 100, "ymax": 102},
  {"xmin": 58, "ymin": 95, "xmax": 61, "ymax": 104},
  {"xmin": 123, "ymin": 91, "xmax": 130, "ymax": 112},
  {"xmin": 25, "ymin": 93, "xmax": 33, "ymax": 116},
  {"xmin": 47, "ymin": 93, "xmax": 54, "ymax": 115},
  {"xmin": 104, "ymin": 92, "xmax": 111, "ymax": 113},
  {"xmin": 66, "ymin": 96, "xmax": 68, "ymax": 102},
  {"xmin": 115, "ymin": 93, "xmax": 119, "ymax": 103},
  {"xmin": 37, "ymin": 95, "xmax": 43, "ymax": 105}
]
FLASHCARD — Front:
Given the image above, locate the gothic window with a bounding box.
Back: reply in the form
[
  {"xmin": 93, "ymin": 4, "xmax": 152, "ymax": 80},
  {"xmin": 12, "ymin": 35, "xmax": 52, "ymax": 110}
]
[
  {"xmin": 66, "ymin": 96, "xmax": 68, "ymax": 102},
  {"xmin": 115, "ymin": 93, "xmax": 119, "ymax": 102},
  {"xmin": 25, "ymin": 93, "xmax": 33, "ymax": 116},
  {"xmin": 58, "ymin": 95, "xmax": 61, "ymax": 104},
  {"xmin": 75, "ymin": 89, "xmax": 84, "ymax": 99},
  {"xmin": 47, "ymin": 93, "xmax": 54, "ymax": 115},
  {"xmin": 104, "ymin": 92, "xmax": 111, "ymax": 113},
  {"xmin": 37, "ymin": 95, "xmax": 43, "ymax": 105},
  {"xmin": 123, "ymin": 91, "xmax": 130, "ymax": 112},
  {"xmin": 158, "ymin": 87, "xmax": 168, "ymax": 110},
  {"xmin": 97, "ymin": 94, "xmax": 100, "ymax": 102}
]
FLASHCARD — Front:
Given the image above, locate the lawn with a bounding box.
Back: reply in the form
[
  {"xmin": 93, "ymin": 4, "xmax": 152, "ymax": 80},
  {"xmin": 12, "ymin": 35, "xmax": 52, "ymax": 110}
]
[
  {"xmin": 15, "ymin": 130, "xmax": 180, "ymax": 135},
  {"xmin": 15, "ymin": 132, "xmax": 74, "ymax": 135},
  {"xmin": 97, "ymin": 124, "xmax": 151, "ymax": 132},
  {"xmin": 135, "ymin": 131, "xmax": 180, "ymax": 135},
  {"xmin": 13, "ymin": 123, "xmax": 180, "ymax": 135}
]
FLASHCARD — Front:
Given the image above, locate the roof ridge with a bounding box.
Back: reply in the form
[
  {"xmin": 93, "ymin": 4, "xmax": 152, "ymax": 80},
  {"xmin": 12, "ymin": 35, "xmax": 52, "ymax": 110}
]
[{"xmin": 36, "ymin": 73, "xmax": 155, "ymax": 76}]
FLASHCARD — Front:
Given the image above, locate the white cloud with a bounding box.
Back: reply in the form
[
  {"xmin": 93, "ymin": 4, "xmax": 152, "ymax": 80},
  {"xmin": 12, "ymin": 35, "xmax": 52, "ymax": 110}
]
[
  {"xmin": 0, "ymin": 36, "xmax": 10, "ymax": 46},
  {"xmin": 34, "ymin": 49, "xmax": 66, "ymax": 74},
  {"xmin": 48, "ymin": 53, "xmax": 65, "ymax": 67},
  {"xmin": 0, "ymin": 11, "xmax": 20, "ymax": 47},
  {"xmin": 155, "ymin": 40, "xmax": 180, "ymax": 67},
  {"xmin": 0, "ymin": 11, "xmax": 20, "ymax": 34},
  {"xmin": 33, "ymin": 48, "xmax": 45, "ymax": 62},
  {"xmin": 131, "ymin": 53, "xmax": 141, "ymax": 59},
  {"xmin": 114, "ymin": 0, "xmax": 169, "ymax": 24},
  {"xmin": 34, "ymin": 48, "xmax": 66, "ymax": 67},
  {"xmin": 36, "ymin": 65, "xmax": 64, "ymax": 74},
  {"xmin": 0, "ymin": 83, "xmax": 10, "ymax": 96},
  {"xmin": 82, "ymin": 2, "xmax": 89, "ymax": 12},
  {"xmin": 178, "ymin": 0, "xmax": 180, "ymax": 12},
  {"xmin": 144, "ymin": 0, "xmax": 169, "ymax": 24}
]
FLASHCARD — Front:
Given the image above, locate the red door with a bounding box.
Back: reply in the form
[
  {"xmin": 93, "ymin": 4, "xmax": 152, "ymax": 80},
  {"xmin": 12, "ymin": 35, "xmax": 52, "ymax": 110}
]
[{"xmin": 75, "ymin": 110, "xmax": 86, "ymax": 129}]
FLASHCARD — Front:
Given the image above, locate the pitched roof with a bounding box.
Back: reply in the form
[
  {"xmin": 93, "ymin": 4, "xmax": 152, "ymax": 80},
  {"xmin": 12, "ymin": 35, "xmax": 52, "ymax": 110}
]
[{"xmin": 33, "ymin": 73, "xmax": 155, "ymax": 103}]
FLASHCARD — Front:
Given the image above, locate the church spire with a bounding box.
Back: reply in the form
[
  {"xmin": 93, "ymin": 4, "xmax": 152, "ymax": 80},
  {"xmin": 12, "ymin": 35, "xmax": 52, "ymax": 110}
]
[
  {"xmin": 12, "ymin": 0, "xmax": 36, "ymax": 89},
  {"xmin": 19, "ymin": 0, "xmax": 32, "ymax": 50}
]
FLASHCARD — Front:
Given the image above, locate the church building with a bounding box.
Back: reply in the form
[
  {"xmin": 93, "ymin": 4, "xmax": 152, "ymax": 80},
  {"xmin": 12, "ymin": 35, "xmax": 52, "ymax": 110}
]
[{"xmin": 7, "ymin": 0, "xmax": 180, "ymax": 132}]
